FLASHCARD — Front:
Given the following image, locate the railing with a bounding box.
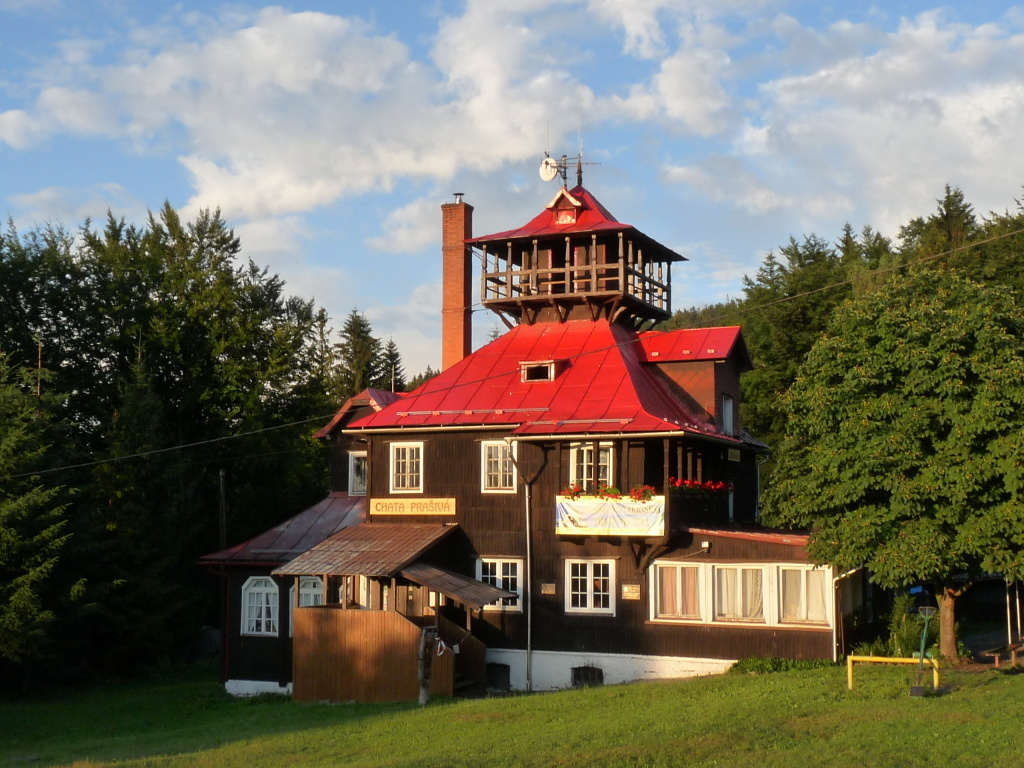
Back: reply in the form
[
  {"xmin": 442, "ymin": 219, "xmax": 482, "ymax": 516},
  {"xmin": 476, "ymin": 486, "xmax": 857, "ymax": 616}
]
[{"xmin": 481, "ymin": 259, "xmax": 669, "ymax": 314}]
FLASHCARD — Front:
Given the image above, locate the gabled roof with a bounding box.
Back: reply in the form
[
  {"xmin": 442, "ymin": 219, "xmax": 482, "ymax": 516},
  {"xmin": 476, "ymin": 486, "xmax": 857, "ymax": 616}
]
[
  {"xmin": 347, "ymin": 319, "xmax": 745, "ymax": 440},
  {"xmin": 313, "ymin": 387, "xmax": 404, "ymax": 439},
  {"xmin": 273, "ymin": 523, "xmax": 457, "ymax": 577},
  {"xmin": 637, "ymin": 326, "xmax": 753, "ymax": 370},
  {"xmin": 199, "ymin": 492, "xmax": 364, "ymax": 566},
  {"xmin": 468, "ymin": 185, "xmax": 685, "ymax": 263}
]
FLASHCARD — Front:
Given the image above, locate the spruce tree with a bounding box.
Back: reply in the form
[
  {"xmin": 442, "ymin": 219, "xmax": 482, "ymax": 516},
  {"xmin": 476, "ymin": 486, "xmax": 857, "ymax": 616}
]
[{"xmin": 0, "ymin": 355, "xmax": 69, "ymax": 671}]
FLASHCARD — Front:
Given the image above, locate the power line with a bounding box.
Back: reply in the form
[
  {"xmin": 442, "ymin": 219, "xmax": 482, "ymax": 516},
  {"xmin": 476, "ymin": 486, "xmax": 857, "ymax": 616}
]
[
  {"xmin": 8, "ymin": 414, "xmax": 336, "ymax": 480},
  {"xmin": 12, "ymin": 224, "xmax": 1024, "ymax": 481}
]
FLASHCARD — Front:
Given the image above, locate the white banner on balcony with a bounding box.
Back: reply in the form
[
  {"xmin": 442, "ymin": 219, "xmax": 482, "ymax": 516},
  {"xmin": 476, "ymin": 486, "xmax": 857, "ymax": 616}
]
[{"xmin": 555, "ymin": 495, "xmax": 665, "ymax": 536}]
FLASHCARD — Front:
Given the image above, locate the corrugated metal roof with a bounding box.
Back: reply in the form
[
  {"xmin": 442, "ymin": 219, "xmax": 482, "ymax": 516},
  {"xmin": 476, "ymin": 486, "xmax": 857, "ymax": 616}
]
[
  {"xmin": 348, "ymin": 319, "xmax": 742, "ymax": 440},
  {"xmin": 199, "ymin": 492, "xmax": 364, "ymax": 566},
  {"xmin": 467, "ymin": 185, "xmax": 685, "ymax": 263},
  {"xmin": 399, "ymin": 563, "xmax": 514, "ymax": 610},
  {"xmin": 272, "ymin": 523, "xmax": 456, "ymax": 577}
]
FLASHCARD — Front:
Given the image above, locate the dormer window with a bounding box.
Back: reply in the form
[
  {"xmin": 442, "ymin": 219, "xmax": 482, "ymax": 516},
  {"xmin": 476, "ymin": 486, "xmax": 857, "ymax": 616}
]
[{"xmin": 520, "ymin": 359, "xmax": 565, "ymax": 382}]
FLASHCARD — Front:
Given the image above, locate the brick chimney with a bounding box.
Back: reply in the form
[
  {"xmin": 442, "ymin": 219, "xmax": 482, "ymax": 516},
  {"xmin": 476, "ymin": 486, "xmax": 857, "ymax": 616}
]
[{"xmin": 441, "ymin": 195, "xmax": 473, "ymax": 371}]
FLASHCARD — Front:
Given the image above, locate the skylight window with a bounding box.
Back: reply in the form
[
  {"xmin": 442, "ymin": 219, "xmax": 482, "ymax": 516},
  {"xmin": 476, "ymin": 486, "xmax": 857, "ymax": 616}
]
[{"xmin": 520, "ymin": 359, "xmax": 564, "ymax": 382}]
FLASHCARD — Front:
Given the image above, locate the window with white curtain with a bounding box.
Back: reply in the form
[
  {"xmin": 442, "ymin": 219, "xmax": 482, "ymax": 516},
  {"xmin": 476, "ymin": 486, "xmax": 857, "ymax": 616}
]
[
  {"xmin": 654, "ymin": 563, "xmax": 701, "ymax": 620},
  {"xmin": 241, "ymin": 576, "xmax": 279, "ymax": 636},
  {"xmin": 714, "ymin": 566, "xmax": 764, "ymax": 622},
  {"xmin": 779, "ymin": 567, "xmax": 828, "ymax": 624}
]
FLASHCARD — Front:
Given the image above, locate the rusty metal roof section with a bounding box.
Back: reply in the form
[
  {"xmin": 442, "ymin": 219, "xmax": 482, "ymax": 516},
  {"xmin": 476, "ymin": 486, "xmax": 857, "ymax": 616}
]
[
  {"xmin": 272, "ymin": 523, "xmax": 457, "ymax": 577},
  {"xmin": 199, "ymin": 492, "xmax": 364, "ymax": 566},
  {"xmin": 399, "ymin": 562, "xmax": 514, "ymax": 610}
]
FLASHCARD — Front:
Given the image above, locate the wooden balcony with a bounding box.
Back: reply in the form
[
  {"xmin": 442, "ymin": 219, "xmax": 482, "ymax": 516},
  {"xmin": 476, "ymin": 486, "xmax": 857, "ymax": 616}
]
[{"xmin": 482, "ymin": 261, "xmax": 670, "ymax": 319}]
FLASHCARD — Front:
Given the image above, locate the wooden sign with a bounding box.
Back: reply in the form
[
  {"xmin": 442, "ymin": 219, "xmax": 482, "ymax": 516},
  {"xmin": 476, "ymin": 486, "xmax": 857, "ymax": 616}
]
[{"xmin": 370, "ymin": 498, "xmax": 456, "ymax": 516}]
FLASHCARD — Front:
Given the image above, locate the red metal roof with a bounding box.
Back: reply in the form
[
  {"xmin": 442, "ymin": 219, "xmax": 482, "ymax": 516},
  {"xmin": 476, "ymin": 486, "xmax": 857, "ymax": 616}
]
[
  {"xmin": 313, "ymin": 387, "xmax": 404, "ymax": 439},
  {"xmin": 637, "ymin": 326, "xmax": 752, "ymax": 370},
  {"xmin": 199, "ymin": 492, "xmax": 364, "ymax": 566},
  {"xmin": 348, "ymin": 319, "xmax": 745, "ymax": 440},
  {"xmin": 272, "ymin": 523, "xmax": 456, "ymax": 577},
  {"xmin": 467, "ymin": 185, "xmax": 685, "ymax": 263}
]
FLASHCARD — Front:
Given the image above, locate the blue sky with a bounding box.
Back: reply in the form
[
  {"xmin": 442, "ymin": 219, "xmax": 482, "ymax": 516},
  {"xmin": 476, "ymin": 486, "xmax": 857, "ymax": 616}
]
[{"xmin": 3, "ymin": 1, "xmax": 1024, "ymax": 374}]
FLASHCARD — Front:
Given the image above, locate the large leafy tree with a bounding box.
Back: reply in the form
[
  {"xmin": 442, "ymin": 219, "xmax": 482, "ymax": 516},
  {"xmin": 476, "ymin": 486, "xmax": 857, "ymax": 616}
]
[{"xmin": 762, "ymin": 269, "xmax": 1024, "ymax": 657}]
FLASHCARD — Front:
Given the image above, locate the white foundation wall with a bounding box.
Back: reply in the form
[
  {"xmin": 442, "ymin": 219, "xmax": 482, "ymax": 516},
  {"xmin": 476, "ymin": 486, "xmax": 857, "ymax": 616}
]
[
  {"xmin": 225, "ymin": 679, "xmax": 293, "ymax": 697},
  {"xmin": 486, "ymin": 649, "xmax": 735, "ymax": 691}
]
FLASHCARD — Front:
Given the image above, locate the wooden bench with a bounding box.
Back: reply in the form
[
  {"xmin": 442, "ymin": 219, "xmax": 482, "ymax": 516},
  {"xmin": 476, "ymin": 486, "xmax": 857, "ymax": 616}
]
[{"xmin": 979, "ymin": 644, "xmax": 1024, "ymax": 668}]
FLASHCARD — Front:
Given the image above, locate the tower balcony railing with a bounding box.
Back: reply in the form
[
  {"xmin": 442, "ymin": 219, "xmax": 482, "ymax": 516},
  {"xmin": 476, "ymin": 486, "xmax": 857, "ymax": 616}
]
[{"xmin": 481, "ymin": 260, "xmax": 669, "ymax": 314}]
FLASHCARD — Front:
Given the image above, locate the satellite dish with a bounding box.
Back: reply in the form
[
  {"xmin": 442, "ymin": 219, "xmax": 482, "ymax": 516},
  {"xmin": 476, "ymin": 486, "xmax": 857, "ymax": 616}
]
[{"xmin": 539, "ymin": 157, "xmax": 559, "ymax": 182}]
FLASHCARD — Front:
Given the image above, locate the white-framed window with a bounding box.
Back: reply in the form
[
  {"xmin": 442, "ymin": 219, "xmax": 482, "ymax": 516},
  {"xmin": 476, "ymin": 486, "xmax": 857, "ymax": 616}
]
[
  {"xmin": 721, "ymin": 393, "xmax": 735, "ymax": 436},
  {"xmin": 477, "ymin": 557, "xmax": 523, "ymax": 612},
  {"xmin": 650, "ymin": 561, "xmax": 833, "ymax": 628},
  {"xmin": 348, "ymin": 451, "xmax": 367, "ymax": 495},
  {"xmin": 390, "ymin": 442, "xmax": 423, "ymax": 493},
  {"xmin": 779, "ymin": 567, "xmax": 829, "ymax": 624},
  {"xmin": 288, "ymin": 576, "xmax": 324, "ymax": 637},
  {"xmin": 565, "ymin": 559, "xmax": 616, "ymax": 615},
  {"xmin": 653, "ymin": 563, "xmax": 702, "ymax": 620},
  {"xmin": 241, "ymin": 576, "xmax": 279, "ymax": 636},
  {"xmin": 714, "ymin": 566, "xmax": 765, "ymax": 622},
  {"xmin": 481, "ymin": 441, "xmax": 516, "ymax": 493},
  {"xmin": 569, "ymin": 442, "xmax": 613, "ymax": 489}
]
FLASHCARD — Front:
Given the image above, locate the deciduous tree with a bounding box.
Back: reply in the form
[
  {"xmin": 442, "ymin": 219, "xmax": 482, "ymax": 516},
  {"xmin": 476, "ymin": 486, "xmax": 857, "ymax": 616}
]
[{"xmin": 762, "ymin": 269, "xmax": 1024, "ymax": 657}]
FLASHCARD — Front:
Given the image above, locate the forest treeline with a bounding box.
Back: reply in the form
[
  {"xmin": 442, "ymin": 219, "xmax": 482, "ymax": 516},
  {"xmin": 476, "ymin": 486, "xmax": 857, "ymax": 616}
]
[
  {"xmin": 3, "ymin": 186, "xmax": 1024, "ymax": 684},
  {"xmin": 0, "ymin": 204, "xmax": 420, "ymax": 685},
  {"xmin": 665, "ymin": 185, "xmax": 1024, "ymax": 470}
]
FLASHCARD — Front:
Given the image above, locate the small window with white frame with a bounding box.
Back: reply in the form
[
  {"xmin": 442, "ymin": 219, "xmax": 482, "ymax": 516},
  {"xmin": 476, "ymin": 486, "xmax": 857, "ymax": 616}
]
[
  {"xmin": 713, "ymin": 565, "xmax": 765, "ymax": 622},
  {"xmin": 565, "ymin": 559, "xmax": 616, "ymax": 615},
  {"xmin": 390, "ymin": 442, "xmax": 423, "ymax": 493},
  {"xmin": 477, "ymin": 557, "xmax": 523, "ymax": 612},
  {"xmin": 288, "ymin": 576, "xmax": 324, "ymax": 637},
  {"xmin": 652, "ymin": 562, "xmax": 702, "ymax": 621},
  {"xmin": 348, "ymin": 451, "xmax": 367, "ymax": 495},
  {"xmin": 241, "ymin": 576, "xmax": 279, "ymax": 636},
  {"xmin": 779, "ymin": 566, "xmax": 829, "ymax": 624},
  {"xmin": 721, "ymin": 393, "xmax": 735, "ymax": 436},
  {"xmin": 569, "ymin": 442, "xmax": 614, "ymax": 490},
  {"xmin": 481, "ymin": 441, "xmax": 516, "ymax": 493}
]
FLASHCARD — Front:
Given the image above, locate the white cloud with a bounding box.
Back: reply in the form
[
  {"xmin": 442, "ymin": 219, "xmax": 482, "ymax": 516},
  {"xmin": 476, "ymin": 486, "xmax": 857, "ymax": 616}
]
[
  {"xmin": 367, "ymin": 197, "xmax": 438, "ymax": 254},
  {"xmin": 0, "ymin": 109, "xmax": 39, "ymax": 149},
  {"xmin": 8, "ymin": 183, "xmax": 147, "ymax": 230}
]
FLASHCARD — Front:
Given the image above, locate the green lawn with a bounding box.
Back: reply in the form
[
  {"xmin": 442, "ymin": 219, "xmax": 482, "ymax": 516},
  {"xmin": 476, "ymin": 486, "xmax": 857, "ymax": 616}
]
[{"xmin": 3, "ymin": 662, "xmax": 1023, "ymax": 767}]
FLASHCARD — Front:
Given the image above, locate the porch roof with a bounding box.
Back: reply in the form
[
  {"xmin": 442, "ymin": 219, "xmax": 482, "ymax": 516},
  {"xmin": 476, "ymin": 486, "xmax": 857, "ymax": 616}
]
[
  {"xmin": 272, "ymin": 523, "xmax": 456, "ymax": 578},
  {"xmin": 400, "ymin": 562, "xmax": 514, "ymax": 610},
  {"xmin": 199, "ymin": 492, "xmax": 364, "ymax": 566}
]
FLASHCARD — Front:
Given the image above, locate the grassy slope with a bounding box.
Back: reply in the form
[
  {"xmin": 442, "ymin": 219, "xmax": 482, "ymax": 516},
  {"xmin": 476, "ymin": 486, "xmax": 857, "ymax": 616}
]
[{"xmin": 2, "ymin": 663, "xmax": 1023, "ymax": 768}]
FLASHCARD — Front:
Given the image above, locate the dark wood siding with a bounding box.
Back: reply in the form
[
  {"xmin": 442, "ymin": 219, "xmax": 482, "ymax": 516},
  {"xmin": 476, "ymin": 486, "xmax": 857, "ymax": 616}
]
[
  {"xmin": 224, "ymin": 568, "xmax": 293, "ymax": 685},
  {"xmin": 341, "ymin": 428, "xmax": 827, "ymax": 666}
]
